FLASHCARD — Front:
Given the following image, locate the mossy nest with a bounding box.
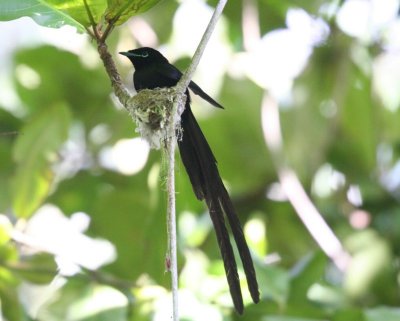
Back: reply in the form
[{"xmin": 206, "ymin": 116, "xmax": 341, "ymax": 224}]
[{"xmin": 127, "ymin": 88, "xmax": 183, "ymax": 149}]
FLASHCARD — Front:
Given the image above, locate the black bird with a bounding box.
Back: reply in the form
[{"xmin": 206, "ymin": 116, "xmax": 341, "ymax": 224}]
[{"xmin": 120, "ymin": 47, "xmax": 259, "ymax": 314}]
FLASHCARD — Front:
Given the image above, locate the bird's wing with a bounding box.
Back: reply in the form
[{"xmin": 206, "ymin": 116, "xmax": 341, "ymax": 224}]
[
  {"xmin": 156, "ymin": 63, "xmax": 223, "ymax": 109},
  {"xmin": 155, "ymin": 62, "xmax": 182, "ymax": 86}
]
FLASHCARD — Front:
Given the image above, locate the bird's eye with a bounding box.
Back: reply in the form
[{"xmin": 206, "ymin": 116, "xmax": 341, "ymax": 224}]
[{"xmin": 141, "ymin": 51, "xmax": 149, "ymax": 58}]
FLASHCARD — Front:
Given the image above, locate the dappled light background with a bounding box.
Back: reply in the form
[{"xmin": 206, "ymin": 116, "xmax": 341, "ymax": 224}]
[{"xmin": 1, "ymin": 0, "xmax": 400, "ymax": 320}]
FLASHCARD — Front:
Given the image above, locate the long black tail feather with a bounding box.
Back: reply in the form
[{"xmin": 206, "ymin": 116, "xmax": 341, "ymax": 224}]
[{"xmin": 177, "ymin": 103, "xmax": 260, "ymax": 313}]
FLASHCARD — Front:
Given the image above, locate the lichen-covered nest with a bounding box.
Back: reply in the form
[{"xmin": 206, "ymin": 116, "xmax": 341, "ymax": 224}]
[{"xmin": 127, "ymin": 88, "xmax": 184, "ymax": 149}]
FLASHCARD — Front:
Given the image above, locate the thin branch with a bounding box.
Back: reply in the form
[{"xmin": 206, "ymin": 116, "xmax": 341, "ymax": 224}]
[
  {"xmin": 0, "ymin": 131, "xmax": 19, "ymax": 136},
  {"xmin": 165, "ymin": 0, "xmax": 227, "ymax": 319},
  {"xmin": 83, "ymin": 0, "xmax": 100, "ymax": 39},
  {"xmin": 82, "ymin": 0, "xmax": 129, "ymax": 105},
  {"xmin": 97, "ymin": 42, "xmax": 131, "ymax": 106},
  {"xmin": 85, "ymin": 26, "xmax": 96, "ymax": 39},
  {"xmin": 101, "ymin": 0, "xmax": 132, "ymax": 42},
  {"xmin": 261, "ymin": 94, "xmax": 351, "ymax": 271},
  {"xmin": 100, "ymin": 21, "xmax": 115, "ymax": 42},
  {"xmin": 175, "ymin": 0, "xmax": 228, "ymax": 95}
]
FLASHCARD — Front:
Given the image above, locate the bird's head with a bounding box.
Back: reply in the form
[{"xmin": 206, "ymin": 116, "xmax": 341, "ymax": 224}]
[{"xmin": 119, "ymin": 47, "xmax": 169, "ymax": 69}]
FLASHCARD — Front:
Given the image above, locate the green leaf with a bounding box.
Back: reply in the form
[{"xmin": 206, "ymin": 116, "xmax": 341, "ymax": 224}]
[
  {"xmin": 0, "ymin": 0, "xmax": 85, "ymax": 31},
  {"xmin": 12, "ymin": 104, "xmax": 71, "ymax": 218},
  {"xmin": 0, "ymin": 244, "xmax": 18, "ymax": 268},
  {"xmin": 0, "ymin": 261, "xmax": 25, "ymax": 321},
  {"xmin": 0, "ymin": 215, "xmax": 12, "ymax": 246},
  {"xmin": 41, "ymin": 0, "xmax": 107, "ymax": 28},
  {"xmin": 104, "ymin": 0, "xmax": 163, "ymax": 25},
  {"xmin": 91, "ymin": 170, "xmax": 168, "ymax": 284},
  {"xmin": 13, "ymin": 46, "xmax": 120, "ymax": 129},
  {"xmin": 0, "ymin": 285, "xmax": 27, "ymax": 321},
  {"xmin": 0, "ymin": 0, "xmax": 161, "ymax": 32},
  {"xmin": 11, "ymin": 253, "xmax": 58, "ymax": 284},
  {"xmin": 288, "ymin": 251, "xmax": 327, "ymax": 304},
  {"xmin": 257, "ymin": 265, "xmax": 290, "ymax": 306},
  {"xmin": 337, "ymin": 64, "xmax": 376, "ymax": 177},
  {"xmin": 0, "ymin": 109, "xmax": 22, "ymax": 213},
  {"xmin": 344, "ymin": 230, "xmax": 392, "ymax": 298}
]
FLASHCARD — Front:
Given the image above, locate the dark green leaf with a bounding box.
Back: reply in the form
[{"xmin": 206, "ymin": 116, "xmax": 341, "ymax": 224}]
[{"xmin": 12, "ymin": 104, "xmax": 71, "ymax": 218}]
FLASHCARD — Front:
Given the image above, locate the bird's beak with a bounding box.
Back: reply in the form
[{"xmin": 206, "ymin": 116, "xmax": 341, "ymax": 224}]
[{"xmin": 119, "ymin": 51, "xmax": 130, "ymax": 57}]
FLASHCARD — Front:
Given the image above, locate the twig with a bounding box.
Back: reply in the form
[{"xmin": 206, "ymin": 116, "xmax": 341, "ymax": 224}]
[
  {"xmin": 83, "ymin": 0, "xmax": 100, "ymax": 38},
  {"xmin": 82, "ymin": 0, "xmax": 130, "ymax": 106},
  {"xmin": 0, "ymin": 131, "xmax": 19, "ymax": 136},
  {"xmin": 261, "ymin": 94, "xmax": 351, "ymax": 271},
  {"xmin": 100, "ymin": 21, "xmax": 116, "ymax": 42},
  {"xmin": 101, "ymin": 0, "xmax": 132, "ymax": 42},
  {"xmin": 165, "ymin": 1, "xmax": 227, "ymax": 319},
  {"xmin": 175, "ymin": 0, "xmax": 227, "ymax": 94}
]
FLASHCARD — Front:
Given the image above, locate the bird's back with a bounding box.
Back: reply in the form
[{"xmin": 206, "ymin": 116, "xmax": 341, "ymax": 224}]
[{"xmin": 133, "ymin": 63, "xmax": 181, "ymax": 91}]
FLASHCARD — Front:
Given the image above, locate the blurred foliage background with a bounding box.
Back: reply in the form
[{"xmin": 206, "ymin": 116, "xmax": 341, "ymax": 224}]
[{"xmin": 0, "ymin": 0, "xmax": 400, "ymax": 320}]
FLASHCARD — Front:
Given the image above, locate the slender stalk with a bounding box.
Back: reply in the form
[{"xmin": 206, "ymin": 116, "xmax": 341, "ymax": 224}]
[
  {"xmin": 0, "ymin": 131, "xmax": 18, "ymax": 136},
  {"xmin": 83, "ymin": 0, "xmax": 99, "ymax": 38},
  {"xmin": 165, "ymin": 132, "xmax": 178, "ymax": 320},
  {"xmin": 175, "ymin": 0, "xmax": 228, "ymax": 94},
  {"xmin": 165, "ymin": 1, "xmax": 228, "ymax": 319},
  {"xmin": 261, "ymin": 94, "xmax": 351, "ymax": 271}
]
